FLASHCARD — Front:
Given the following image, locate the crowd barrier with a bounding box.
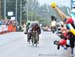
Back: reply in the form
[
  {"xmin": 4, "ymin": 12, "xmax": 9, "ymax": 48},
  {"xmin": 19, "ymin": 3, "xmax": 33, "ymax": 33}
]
[{"xmin": 0, "ymin": 19, "xmax": 16, "ymax": 34}]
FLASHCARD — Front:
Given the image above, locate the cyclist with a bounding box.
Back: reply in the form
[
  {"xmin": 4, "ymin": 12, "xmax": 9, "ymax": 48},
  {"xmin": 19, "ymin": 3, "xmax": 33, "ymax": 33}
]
[
  {"xmin": 25, "ymin": 21, "xmax": 31, "ymax": 34},
  {"xmin": 27, "ymin": 21, "xmax": 41, "ymax": 43}
]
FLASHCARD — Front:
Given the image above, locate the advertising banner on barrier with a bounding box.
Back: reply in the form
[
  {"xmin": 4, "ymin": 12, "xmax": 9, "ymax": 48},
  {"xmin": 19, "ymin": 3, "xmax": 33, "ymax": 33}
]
[
  {"xmin": 0, "ymin": 19, "xmax": 17, "ymax": 34},
  {"xmin": 0, "ymin": 25, "xmax": 8, "ymax": 32},
  {"xmin": 0, "ymin": 25, "xmax": 2, "ymax": 32}
]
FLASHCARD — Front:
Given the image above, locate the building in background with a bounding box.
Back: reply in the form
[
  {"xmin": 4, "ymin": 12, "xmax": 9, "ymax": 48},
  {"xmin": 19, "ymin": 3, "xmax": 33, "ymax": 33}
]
[
  {"xmin": 1, "ymin": 0, "xmax": 26, "ymax": 25},
  {"xmin": 71, "ymin": 0, "xmax": 75, "ymax": 9}
]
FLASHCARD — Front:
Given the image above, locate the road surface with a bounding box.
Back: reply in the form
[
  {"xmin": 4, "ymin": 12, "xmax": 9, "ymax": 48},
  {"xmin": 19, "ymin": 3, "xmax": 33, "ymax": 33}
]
[{"xmin": 0, "ymin": 31, "xmax": 74, "ymax": 57}]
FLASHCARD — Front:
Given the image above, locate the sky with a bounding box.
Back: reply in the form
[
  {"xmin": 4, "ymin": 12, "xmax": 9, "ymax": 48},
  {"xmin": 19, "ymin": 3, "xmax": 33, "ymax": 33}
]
[{"xmin": 38, "ymin": 0, "xmax": 71, "ymax": 7}]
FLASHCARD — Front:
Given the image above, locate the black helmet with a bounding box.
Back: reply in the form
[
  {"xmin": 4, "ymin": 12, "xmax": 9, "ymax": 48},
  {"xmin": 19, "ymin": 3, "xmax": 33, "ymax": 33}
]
[{"xmin": 51, "ymin": 16, "xmax": 56, "ymax": 21}]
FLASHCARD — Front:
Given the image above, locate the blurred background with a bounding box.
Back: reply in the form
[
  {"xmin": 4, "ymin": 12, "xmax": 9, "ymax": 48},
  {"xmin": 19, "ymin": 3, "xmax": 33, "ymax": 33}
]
[{"xmin": 0, "ymin": 0, "xmax": 71, "ymax": 26}]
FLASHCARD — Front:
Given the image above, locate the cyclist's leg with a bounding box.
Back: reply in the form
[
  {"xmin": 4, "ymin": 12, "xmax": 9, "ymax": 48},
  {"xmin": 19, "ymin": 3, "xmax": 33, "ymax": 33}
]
[
  {"xmin": 27, "ymin": 33, "xmax": 31, "ymax": 42},
  {"xmin": 37, "ymin": 33, "xmax": 39, "ymax": 44}
]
